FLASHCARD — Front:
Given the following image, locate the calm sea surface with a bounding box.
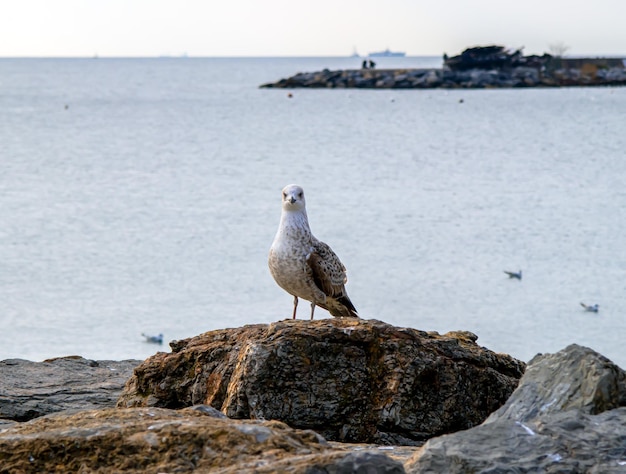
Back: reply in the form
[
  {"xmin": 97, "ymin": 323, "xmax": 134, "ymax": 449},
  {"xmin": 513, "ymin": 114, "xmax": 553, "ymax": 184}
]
[{"xmin": 1, "ymin": 56, "xmax": 625, "ymax": 366}]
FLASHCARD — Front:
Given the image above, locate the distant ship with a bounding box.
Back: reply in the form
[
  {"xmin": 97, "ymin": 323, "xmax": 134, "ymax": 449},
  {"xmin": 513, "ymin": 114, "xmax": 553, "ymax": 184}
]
[{"xmin": 368, "ymin": 48, "xmax": 406, "ymax": 58}]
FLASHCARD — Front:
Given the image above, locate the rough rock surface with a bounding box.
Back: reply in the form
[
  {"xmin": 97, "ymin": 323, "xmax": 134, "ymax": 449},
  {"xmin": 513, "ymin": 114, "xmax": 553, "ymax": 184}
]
[
  {"xmin": 117, "ymin": 319, "xmax": 524, "ymax": 444},
  {"xmin": 0, "ymin": 356, "xmax": 140, "ymax": 422},
  {"xmin": 485, "ymin": 342, "xmax": 626, "ymax": 422},
  {"xmin": 405, "ymin": 344, "xmax": 626, "ymax": 473},
  {"xmin": 3, "ymin": 337, "xmax": 626, "ymax": 471},
  {"xmin": 0, "ymin": 406, "xmax": 406, "ymax": 473}
]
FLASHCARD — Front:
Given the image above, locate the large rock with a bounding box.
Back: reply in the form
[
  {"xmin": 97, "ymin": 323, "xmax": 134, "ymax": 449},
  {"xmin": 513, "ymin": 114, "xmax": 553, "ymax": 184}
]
[
  {"xmin": 0, "ymin": 406, "xmax": 406, "ymax": 473},
  {"xmin": 117, "ymin": 319, "xmax": 524, "ymax": 444},
  {"xmin": 485, "ymin": 343, "xmax": 626, "ymax": 422},
  {"xmin": 0, "ymin": 356, "xmax": 140, "ymax": 422},
  {"xmin": 405, "ymin": 344, "xmax": 626, "ymax": 473}
]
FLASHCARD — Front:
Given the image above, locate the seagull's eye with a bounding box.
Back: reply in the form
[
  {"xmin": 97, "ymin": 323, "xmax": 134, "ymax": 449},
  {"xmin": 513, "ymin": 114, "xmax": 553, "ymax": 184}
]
[
  {"xmin": 282, "ymin": 192, "xmax": 287, "ymax": 199},
  {"xmin": 298, "ymin": 192, "xmax": 303, "ymax": 198}
]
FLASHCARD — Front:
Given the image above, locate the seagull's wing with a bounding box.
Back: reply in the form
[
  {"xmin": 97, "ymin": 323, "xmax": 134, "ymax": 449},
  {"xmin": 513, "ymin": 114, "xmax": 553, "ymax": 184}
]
[{"xmin": 307, "ymin": 239, "xmax": 348, "ymax": 298}]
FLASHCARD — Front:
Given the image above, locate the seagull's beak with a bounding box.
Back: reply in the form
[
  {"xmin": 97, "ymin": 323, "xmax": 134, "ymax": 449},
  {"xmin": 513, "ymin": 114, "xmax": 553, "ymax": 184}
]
[{"xmin": 289, "ymin": 196, "xmax": 296, "ymax": 204}]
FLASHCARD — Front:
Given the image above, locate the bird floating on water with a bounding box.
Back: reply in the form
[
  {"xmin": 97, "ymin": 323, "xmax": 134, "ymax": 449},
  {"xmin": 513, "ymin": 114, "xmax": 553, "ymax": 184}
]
[
  {"xmin": 504, "ymin": 270, "xmax": 522, "ymax": 280},
  {"xmin": 268, "ymin": 184, "xmax": 359, "ymax": 320},
  {"xmin": 580, "ymin": 303, "xmax": 599, "ymax": 313},
  {"xmin": 142, "ymin": 332, "xmax": 163, "ymax": 344}
]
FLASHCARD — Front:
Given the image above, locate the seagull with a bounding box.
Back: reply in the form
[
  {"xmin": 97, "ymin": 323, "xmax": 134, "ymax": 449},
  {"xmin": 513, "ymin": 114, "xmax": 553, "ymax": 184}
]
[
  {"xmin": 504, "ymin": 270, "xmax": 522, "ymax": 280},
  {"xmin": 268, "ymin": 184, "xmax": 359, "ymax": 320},
  {"xmin": 142, "ymin": 333, "xmax": 163, "ymax": 344},
  {"xmin": 580, "ymin": 303, "xmax": 599, "ymax": 313}
]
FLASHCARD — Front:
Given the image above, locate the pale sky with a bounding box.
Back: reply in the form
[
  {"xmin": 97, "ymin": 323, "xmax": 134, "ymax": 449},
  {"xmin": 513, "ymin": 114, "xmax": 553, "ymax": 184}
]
[{"xmin": 1, "ymin": 0, "xmax": 625, "ymax": 57}]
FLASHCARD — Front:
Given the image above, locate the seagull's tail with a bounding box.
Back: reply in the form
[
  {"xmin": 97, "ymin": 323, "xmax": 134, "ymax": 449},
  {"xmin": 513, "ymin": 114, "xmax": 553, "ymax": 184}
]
[{"xmin": 321, "ymin": 295, "xmax": 359, "ymax": 318}]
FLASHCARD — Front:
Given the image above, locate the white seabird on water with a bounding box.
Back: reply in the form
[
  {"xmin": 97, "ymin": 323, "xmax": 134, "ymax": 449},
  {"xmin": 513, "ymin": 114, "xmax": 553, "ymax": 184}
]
[
  {"xmin": 580, "ymin": 303, "xmax": 599, "ymax": 313},
  {"xmin": 268, "ymin": 184, "xmax": 359, "ymax": 320},
  {"xmin": 142, "ymin": 333, "xmax": 163, "ymax": 344},
  {"xmin": 504, "ymin": 270, "xmax": 522, "ymax": 280}
]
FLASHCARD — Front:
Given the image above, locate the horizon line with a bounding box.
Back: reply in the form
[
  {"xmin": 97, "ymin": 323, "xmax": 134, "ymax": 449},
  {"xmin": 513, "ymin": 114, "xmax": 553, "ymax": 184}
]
[
  {"xmin": 1, "ymin": 53, "xmax": 624, "ymax": 60},
  {"xmin": 0, "ymin": 54, "xmax": 441, "ymax": 60}
]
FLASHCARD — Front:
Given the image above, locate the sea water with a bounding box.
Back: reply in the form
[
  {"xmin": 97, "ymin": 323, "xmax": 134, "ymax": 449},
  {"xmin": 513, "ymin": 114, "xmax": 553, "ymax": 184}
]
[{"xmin": 1, "ymin": 56, "xmax": 625, "ymax": 366}]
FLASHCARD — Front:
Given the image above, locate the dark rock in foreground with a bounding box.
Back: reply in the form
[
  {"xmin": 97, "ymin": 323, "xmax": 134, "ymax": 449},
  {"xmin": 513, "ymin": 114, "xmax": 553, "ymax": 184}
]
[
  {"xmin": 406, "ymin": 344, "xmax": 626, "ymax": 473},
  {"xmin": 0, "ymin": 356, "xmax": 140, "ymax": 422},
  {"xmin": 0, "ymin": 406, "xmax": 405, "ymax": 473},
  {"xmin": 2, "ymin": 327, "xmax": 626, "ymax": 471},
  {"xmin": 117, "ymin": 318, "xmax": 524, "ymax": 445}
]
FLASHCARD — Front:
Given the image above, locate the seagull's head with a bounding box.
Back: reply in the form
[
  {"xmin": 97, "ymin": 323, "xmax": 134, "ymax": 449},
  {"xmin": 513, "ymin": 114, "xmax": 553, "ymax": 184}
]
[{"xmin": 281, "ymin": 184, "xmax": 306, "ymax": 211}]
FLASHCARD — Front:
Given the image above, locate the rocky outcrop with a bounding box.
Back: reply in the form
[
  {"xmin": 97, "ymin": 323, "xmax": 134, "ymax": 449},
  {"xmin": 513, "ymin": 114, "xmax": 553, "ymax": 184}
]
[
  {"xmin": 0, "ymin": 406, "xmax": 406, "ymax": 473},
  {"xmin": 0, "ymin": 356, "xmax": 140, "ymax": 422},
  {"xmin": 117, "ymin": 319, "xmax": 524, "ymax": 445},
  {"xmin": 2, "ymin": 332, "xmax": 626, "ymax": 471},
  {"xmin": 405, "ymin": 344, "xmax": 626, "ymax": 473}
]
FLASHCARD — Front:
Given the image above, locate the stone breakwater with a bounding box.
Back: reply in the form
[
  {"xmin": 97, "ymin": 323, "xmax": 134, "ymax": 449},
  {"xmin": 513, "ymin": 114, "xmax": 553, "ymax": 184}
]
[{"xmin": 260, "ymin": 66, "xmax": 626, "ymax": 89}]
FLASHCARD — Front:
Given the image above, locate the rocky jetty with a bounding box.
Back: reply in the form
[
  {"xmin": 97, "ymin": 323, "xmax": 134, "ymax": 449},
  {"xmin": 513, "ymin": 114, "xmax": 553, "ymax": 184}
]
[
  {"xmin": 261, "ymin": 65, "xmax": 626, "ymax": 89},
  {"xmin": 117, "ymin": 319, "xmax": 524, "ymax": 445},
  {"xmin": 1, "ymin": 322, "xmax": 626, "ymax": 472},
  {"xmin": 261, "ymin": 45, "xmax": 626, "ymax": 89}
]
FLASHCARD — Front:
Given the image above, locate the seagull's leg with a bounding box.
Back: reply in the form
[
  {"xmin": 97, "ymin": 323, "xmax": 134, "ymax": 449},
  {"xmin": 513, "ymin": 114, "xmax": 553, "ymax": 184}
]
[
  {"xmin": 310, "ymin": 302, "xmax": 316, "ymax": 320},
  {"xmin": 292, "ymin": 296, "xmax": 298, "ymax": 319}
]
